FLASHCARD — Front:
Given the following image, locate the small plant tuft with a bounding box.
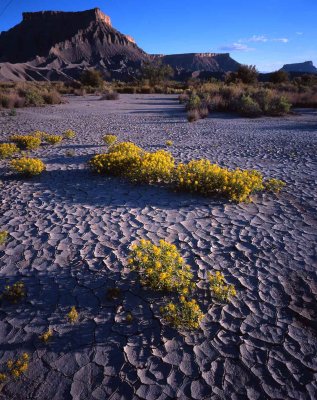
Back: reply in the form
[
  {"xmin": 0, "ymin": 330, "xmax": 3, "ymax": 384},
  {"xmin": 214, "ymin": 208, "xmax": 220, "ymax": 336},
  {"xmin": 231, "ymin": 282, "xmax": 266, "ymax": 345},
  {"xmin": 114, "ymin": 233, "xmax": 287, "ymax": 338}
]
[
  {"xmin": 67, "ymin": 306, "xmax": 79, "ymax": 323},
  {"xmin": 106, "ymin": 287, "xmax": 121, "ymax": 301},
  {"xmin": 0, "ymin": 143, "xmax": 19, "ymax": 159},
  {"xmin": 0, "ymin": 231, "xmax": 8, "ymax": 245},
  {"xmin": 264, "ymin": 178, "xmax": 286, "ymax": 193},
  {"xmin": 45, "ymin": 135, "xmax": 63, "ymax": 145},
  {"xmin": 10, "ymin": 157, "xmax": 46, "ymax": 176},
  {"xmin": 10, "ymin": 135, "xmax": 41, "ymax": 150},
  {"xmin": 103, "ymin": 134, "xmax": 117, "ymax": 147},
  {"xmin": 1, "ymin": 281, "xmax": 26, "ymax": 304},
  {"xmin": 128, "ymin": 239, "xmax": 194, "ymax": 294},
  {"xmin": 63, "ymin": 129, "xmax": 76, "ymax": 139},
  {"xmin": 209, "ymin": 271, "xmax": 236, "ymax": 302},
  {"xmin": 7, "ymin": 353, "xmax": 29, "ymax": 378},
  {"xmin": 160, "ymin": 296, "xmax": 204, "ymax": 330},
  {"xmin": 39, "ymin": 329, "xmax": 53, "ymax": 343},
  {"xmin": 165, "ymin": 140, "xmax": 173, "ymax": 147}
]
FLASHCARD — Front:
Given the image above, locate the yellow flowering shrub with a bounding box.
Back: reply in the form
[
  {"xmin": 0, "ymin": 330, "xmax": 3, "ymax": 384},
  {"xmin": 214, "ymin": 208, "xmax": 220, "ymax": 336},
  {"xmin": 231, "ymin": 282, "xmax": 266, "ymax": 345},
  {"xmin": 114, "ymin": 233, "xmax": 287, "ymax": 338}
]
[
  {"xmin": 31, "ymin": 130, "xmax": 48, "ymax": 139},
  {"xmin": 0, "ymin": 230, "xmax": 8, "ymax": 245},
  {"xmin": 0, "ymin": 143, "xmax": 19, "ymax": 159},
  {"xmin": 10, "ymin": 135, "xmax": 41, "ymax": 150},
  {"xmin": 45, "ymin": 135, "xmax": 63, "ymax": 145},
  {"xmin": 103, "ymin": 134, "xmax": 117, "ymax": 146},
  {"xmin": 264, "ymin": 178, "xmax": 286, "ymax": 193},
  {"xmin": 172, "ymin": 159, "xmax": 264, "ymax": 202},
  {"xmin": 160, "ymin": 296, "xmax": 204, "ymax": 330},
  {"xmin": 209, "ymin": 271, "xmax": 236, "ymax": 302},
  {"xmin": 10, "ymin": 157, "xmax": 46, "ymax": 176},
  {"xmin": 0, "ymin": 281, "xmax": 26, "ymax": 303},
  {"xmin": 7, "ymin": 353, "xmax": 29, "ymax": 378},
  {"xmin": 39, "ymin": 329, "xmax": 53, "ymax": 343},
  {"xmin": 67, "ymin": 306, "xmax": 79, "ymax": 323},
  {"xmin": 128, "ymin": 239, "xmax": 194, "ymax": 294},
  {"xmin": 63, "ymin": 129, "xmax": 76, "ymax": 139},
  {"xmin": 129, "ymin": 150, "xmax": 175, "ymax": 183},
  {"xmin": 89, "ymin": 142, "xmax": 143, "ymax": 175},
  {"xmin": 0, "ymin": 372, "xmax": 6, "ymax": 382},
  {"xmin": 166, "ymin": 140, "xmax": 173, "ymax": 147}
]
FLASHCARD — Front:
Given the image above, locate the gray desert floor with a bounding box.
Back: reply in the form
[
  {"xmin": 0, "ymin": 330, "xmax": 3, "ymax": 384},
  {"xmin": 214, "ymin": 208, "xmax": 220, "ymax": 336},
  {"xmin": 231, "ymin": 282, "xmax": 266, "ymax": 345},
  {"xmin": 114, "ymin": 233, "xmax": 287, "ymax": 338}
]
[{"xmin": 0, "ymin": 94, "xmax": 316, "ymax": 399}]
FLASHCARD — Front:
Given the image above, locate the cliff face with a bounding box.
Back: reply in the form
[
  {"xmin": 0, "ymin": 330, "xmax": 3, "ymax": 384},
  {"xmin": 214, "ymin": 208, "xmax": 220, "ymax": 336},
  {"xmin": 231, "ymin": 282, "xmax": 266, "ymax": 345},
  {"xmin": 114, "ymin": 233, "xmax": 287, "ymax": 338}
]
[
  {"xmin": 281, "ymin": 61, "xmax": 317, "ymax": 74},
  {"xmin": 0, "ymin": 8, "xmax": 149, "ymax": 80},
  {"xmin": 0, "ymin": 8, "xmax": 241, "ymax": 81}
]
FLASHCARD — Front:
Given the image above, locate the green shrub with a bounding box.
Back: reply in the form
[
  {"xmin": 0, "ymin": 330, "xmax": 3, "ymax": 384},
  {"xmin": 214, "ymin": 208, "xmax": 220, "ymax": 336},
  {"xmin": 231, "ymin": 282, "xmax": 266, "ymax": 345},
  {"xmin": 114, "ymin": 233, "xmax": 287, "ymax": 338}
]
[
  {"xmin": 186, "ymin": 94, "xmax": 201, "ymax": 110},
  {"xmin": 10, "ymin": 157, "xmax": 46, "ymax": 176},
  {"xmin": 80, "ymin": 69, "xmax": 103, "ymax": 87},
  {"xmin": 0, "ymin": 143, "xmax": 19, "ymax": 159},
  {"xmin": 237, "ymin": 95, "xmax": 262, "ymax": 117},
  {"xmin": 267, "ymin": 96, "xmax": 291, "ymax": 116},
  {"xmin": 128, "ymin": 239, "xmax": 194, "ymax": 294},
  {"xmin": 24, "ymin": 89, "xmax": 44, "ymax": 106},
  {"xmin": 160, "ymin": 296, "xmax": 204, "ymax": 330},
  {"xmin": 10, "ymin": 135, "xmax": 41, "ymax": 150}
]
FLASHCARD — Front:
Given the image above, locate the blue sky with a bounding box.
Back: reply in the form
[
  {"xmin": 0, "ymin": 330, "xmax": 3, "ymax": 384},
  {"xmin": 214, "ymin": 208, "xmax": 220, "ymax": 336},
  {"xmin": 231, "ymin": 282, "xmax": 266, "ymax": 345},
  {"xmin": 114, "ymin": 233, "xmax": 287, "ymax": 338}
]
[{"xmin": 1, "ymin": 0, "xmax": 316, "ymax": 72}]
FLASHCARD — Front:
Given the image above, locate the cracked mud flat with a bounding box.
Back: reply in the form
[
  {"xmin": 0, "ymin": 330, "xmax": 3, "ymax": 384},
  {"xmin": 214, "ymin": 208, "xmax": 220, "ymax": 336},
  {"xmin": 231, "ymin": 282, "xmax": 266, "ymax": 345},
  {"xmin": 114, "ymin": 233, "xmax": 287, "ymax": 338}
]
[{"xmin": 0, "ymin": 94, "xmax": 316, "ymax": 399}]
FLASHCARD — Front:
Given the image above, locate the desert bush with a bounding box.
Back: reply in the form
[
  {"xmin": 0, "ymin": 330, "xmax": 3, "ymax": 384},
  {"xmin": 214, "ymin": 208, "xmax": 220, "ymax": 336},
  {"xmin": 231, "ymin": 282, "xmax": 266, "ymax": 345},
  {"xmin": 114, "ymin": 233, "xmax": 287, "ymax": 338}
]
[
  {"xmin": 80, "ymin": 69, "xmax": 103, "ymax": 87},
  {"xmin": 128, "ymin": 239, "xmax": 194, "ymax": 294},
  {"xmin": 0, "ymin": 231, "xmax": 8, "ymax": 245},
  {"xmin": 103, "ymin": 134, "xmax": 117, "ymax": 147},
  {"xmin": 23, "ymin": 89, "xmax": 44, "ymax": 106},
  {"xmin": 10, "ymin": 135, "xmax": 41, "ymax": 150},
  {"xmin": 89, "ymin": 142, "xmax": 143, "ymax": 175},
  {"xmin": 160, "ymin": 296, "xmax": 204, "ymax": 330},
  {"xmin": 42, "ymin": 90, "xmax": 62, "ymax": 105},
  {"xmin": 166, "ymin": 140, "xmax": 173, "ymax": 147},
  {"xmin": 106, "ymin": 287, "xmax": 121, "ymax": 301},
  {"xmin": 266, "ymin": 95, "xmax": 291, "ymax": 116},
  {"xmin": 63, "ymin": 129, "xmax": 76, "ymax": 139},
  {"xmin": 209, "ymin": 271, "xmax": 236, "ymax": 302},
  {"xmin": 0, "ymin": 281, "xmax": 26, "ymax": 303},
  {"xmin": 100, "ymin": 91, "xmax": 119, "ymax": 100},
  {"xmin": 67, "ymin": 306, "xmax": 79, "ymax": 323},
  {"xmin": 10, "ymin": 157, "xmax": 46, "ymax": 176},
  {"xmin": 237, "ymin": 95, "xmax": 262, "ymax": 117},
  {"xmin": 129, "ymin": 150, "xmax": 175, "ymax": 184},
  {"xmin": 45, "ymin": 135, "xmax": 63, "ymax": 145},
  {"xmin": 179, "ymin": 93, "xmax": 190, "ymax": 104},
  {"xmin": 264, "ymin": 178, "xmax": 286, "ymax": 192},
  {"xmin": 186, "ymin": 93, "xmax": 201, "ymax": 110},
  {"xmin": 0, "ymin": 143, "xmax": 19, "ymax": 159},
  {"xmin": 172, "ymin": 159, "xmax": 264, "ymax": 202},
  {"xmin": 31, "ymin": 130, "xmax": 48, "ymax": 139},
  {"xmin": 187, "ymin": 109, "xmax": 200, "ymax": 122},
  {"xmin": 269, "ymin": 70, "xmax": 289, "ymax": 83},
  {"xmin": 199, "ymin": 106, "xmax": 209, "ymax": 118}
]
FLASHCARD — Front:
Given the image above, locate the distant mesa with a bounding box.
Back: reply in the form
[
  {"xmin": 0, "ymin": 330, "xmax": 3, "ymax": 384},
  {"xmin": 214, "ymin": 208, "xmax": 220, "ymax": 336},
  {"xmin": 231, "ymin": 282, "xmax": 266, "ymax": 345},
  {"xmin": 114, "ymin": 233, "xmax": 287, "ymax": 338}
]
[{"xmin": 280, "ymin": 61, "xmax": 317, "ymax": 74}]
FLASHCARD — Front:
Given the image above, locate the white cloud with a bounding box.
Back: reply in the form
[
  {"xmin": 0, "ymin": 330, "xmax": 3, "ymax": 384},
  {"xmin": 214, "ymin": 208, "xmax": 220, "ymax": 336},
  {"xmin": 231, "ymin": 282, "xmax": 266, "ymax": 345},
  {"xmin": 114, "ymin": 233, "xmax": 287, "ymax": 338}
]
[
  {"xmin": 219, "ymin": 42, "xmax": 255, "ymax": 52},
  {"xmin": 296, "ymin": 32, "xmax": 303, "ymax": 35},
  {"xmin": 241, "ymin": 35, "xmax": 268, "ymax": 43},
  {"xmin": 272, "ymin": 38, "xmax": 289, "ymax": 43}
]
